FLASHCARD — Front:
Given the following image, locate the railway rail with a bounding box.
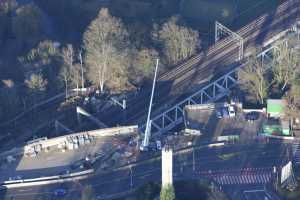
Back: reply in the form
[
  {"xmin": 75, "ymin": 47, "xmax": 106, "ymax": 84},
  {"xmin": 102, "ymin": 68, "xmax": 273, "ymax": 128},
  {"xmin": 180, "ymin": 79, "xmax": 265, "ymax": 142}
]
[{"xmin": 100, "ymin": 0, "xmax": 300, "ymax": 127}]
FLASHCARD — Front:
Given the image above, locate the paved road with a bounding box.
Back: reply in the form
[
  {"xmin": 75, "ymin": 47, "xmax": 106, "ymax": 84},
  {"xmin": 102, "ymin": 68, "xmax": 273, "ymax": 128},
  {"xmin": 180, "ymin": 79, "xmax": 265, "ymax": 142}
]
[
  {"xmin": 0, "ymin": 142, "xmax": 290, "ymax": 200},
  {"xmin": 225, "ymin": 185, "xmax": 281, "ymax": 200}
]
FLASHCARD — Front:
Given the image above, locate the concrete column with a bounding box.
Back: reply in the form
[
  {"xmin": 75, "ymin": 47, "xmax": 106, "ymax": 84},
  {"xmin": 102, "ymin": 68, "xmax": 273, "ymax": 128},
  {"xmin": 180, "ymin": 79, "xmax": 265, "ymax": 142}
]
[{"xmin": 162, "ymin": 147, "xmax": 173, "ymax": 187}]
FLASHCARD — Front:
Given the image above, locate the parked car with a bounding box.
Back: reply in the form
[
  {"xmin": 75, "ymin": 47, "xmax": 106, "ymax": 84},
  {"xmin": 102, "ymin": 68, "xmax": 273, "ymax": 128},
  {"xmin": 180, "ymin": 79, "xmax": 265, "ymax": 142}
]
[
  {"xmin": 54, "ymin": 188, "xmax": 67, "ymax": 196},
  {"xmin": 228, "ymin": 105, "xmax": 236, "ymax": 118},
  {"xmin": 148, "ymin": 142, "xmax": 156, "ymax": 151},
  {"xmin": 9, "ymin": 176, "xmax": 22, "ymax": 181},
  {"xmin": 245, "ymin": 112, "xmax": 260, "ymax": 122},
  {"xmin": 230, "ymin": 96, "xmax": 239, "ymax": 105},
  {"xmin": 216, "ymin": 108, "xmax": 223, "ymax": 118}
]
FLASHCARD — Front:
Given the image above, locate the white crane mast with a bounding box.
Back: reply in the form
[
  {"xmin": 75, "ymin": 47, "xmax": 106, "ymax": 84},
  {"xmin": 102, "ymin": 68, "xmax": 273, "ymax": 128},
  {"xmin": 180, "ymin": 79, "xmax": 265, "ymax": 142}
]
[{"xmin": 140, "ymin": 59, "xmax": 159, "ymax": 151}]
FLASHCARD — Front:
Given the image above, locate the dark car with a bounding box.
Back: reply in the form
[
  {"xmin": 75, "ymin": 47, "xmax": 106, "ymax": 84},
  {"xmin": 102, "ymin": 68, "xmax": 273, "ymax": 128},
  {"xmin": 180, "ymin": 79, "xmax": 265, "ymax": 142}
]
[
  {"xmin": 54, "ymin": 188, "xmax": 67, "ymax": 196},
  {"xmin": 245, "ymin": 112, "xmax": 260, "ymax": 122},
  {"xmin": 216, "ymin": 108, "xmax": 223, "ymax": 118},
  {"xmin": 148, "ymin": 142, "xmax": 156, "ymax": 151}
]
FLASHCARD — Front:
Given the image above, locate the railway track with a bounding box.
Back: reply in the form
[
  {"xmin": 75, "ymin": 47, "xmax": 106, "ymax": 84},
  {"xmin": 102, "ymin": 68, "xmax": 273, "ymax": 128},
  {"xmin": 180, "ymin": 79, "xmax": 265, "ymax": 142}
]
[
  {"xmin": 100, "ymin": 0, "xmax": 300, "ymax": 126},
  {"xmin": 159, "ymin": 0, "xmax": 300, "ymax": 82}
]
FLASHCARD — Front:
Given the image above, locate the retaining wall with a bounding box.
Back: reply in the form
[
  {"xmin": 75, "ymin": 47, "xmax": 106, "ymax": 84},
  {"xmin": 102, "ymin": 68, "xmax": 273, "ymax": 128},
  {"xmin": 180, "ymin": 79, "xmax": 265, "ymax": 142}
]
[
  {"xmin": 24, "ymin": 126, "xmax": 138, "ymax": 154},
  {"xmin": 2, "ymin": 169, "xmax": 94, "ymax": 188}
]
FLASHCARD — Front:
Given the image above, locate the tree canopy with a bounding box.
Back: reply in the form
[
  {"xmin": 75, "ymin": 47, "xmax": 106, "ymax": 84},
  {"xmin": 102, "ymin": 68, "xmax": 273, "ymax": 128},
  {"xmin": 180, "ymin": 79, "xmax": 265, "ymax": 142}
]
[
  {"xmin": 238, "ymin": 55, "xmax": 269, "ymax": 104},
  {"xmin": 83, "ymin": 8, "xmax": 130, "ymax": 93},
  {"xmin": 160, "ymin": 184, "xmax": 175, "ymax": 200},
  {"xmin": 155, "ymin": 16, "xmax": 200, "ymax": 65},
  {"xmin": 272, "ymin": 41, "xmax": 300, "ymax": 90},
  {"xmin": 81, "ymin": 185, "xmax": 94, "ymax": 200},
  {"xmin": 12, "ymin": 4, "xmax": 43, "ymax": 46},
  {"xmin": 25, "ymin": 73, "xmax": 48, "ymax": 104}
]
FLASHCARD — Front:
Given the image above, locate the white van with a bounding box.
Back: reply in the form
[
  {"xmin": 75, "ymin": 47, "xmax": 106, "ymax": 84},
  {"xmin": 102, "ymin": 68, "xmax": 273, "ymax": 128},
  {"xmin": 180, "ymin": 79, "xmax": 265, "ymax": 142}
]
[
  {"xmin": 228, "ymin": 105, "xmax": 236, "ymax": 118},
  {"xmin": 156, "ymin": 140, "xmax": 162, "ymax": 150}
]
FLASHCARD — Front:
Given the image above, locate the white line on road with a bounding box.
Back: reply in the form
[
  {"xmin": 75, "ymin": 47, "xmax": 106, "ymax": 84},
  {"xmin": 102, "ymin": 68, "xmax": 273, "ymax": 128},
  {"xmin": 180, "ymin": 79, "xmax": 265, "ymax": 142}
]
[
  {"xmin": 17, "ymin": 188, "xmax": 33, "ymax": 192},
  {"xmin": 243, "ymin": 189, "xmax": 264, "ymax": 193}
]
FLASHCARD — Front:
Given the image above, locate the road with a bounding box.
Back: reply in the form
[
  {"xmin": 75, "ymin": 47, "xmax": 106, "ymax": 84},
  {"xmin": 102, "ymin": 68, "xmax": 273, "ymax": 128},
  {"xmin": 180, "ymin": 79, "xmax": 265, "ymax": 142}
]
[{"xmin": 0, "ymin": 142, "xmax": 290, "ymax": 200}]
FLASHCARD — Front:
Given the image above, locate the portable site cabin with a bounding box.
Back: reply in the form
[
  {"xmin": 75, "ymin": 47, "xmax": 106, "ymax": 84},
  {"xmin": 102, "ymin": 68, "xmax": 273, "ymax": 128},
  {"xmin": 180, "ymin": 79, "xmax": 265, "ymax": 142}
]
[
  {"xmin": 267, "ymin": 99, "xmax": 286, "ymax": 118},
  {"xmin": 262, "ymin": 122, "xmax": 290, "ymax": 136},
  {"xmin": 263, "ymin": 99, "xmax": 291, "ymax": 136}
]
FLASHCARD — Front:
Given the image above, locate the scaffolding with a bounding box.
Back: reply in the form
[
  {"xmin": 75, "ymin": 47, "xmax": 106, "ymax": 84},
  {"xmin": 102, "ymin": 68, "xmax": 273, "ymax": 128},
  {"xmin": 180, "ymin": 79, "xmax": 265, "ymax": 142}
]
[{"xmin": 215, "ymin": 21, "xmax": 244, "ymax": 61}]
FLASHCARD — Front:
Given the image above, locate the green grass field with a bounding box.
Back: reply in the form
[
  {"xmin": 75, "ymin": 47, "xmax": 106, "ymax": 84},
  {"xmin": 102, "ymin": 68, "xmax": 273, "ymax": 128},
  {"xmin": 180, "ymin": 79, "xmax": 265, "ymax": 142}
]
[{"xmin": 180, "ymin": 0, "xmax": 280, "ymax": 31}]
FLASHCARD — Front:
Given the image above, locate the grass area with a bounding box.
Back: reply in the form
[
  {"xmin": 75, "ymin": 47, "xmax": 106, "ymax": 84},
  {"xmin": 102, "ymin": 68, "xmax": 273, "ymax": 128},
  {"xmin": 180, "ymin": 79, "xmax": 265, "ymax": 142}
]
[
  {"xmin": 218, "ymin": 152, "xmax": 241, "ymax": 160},
  {"xmin": 180, "ymin": 0, "xmax": 280, "ymax": 31}
]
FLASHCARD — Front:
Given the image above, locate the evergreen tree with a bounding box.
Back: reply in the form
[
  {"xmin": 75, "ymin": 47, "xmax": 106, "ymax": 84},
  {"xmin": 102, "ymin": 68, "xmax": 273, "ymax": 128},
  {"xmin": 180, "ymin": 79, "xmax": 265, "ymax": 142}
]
[{"xmin": 160, "ymin": 184, "xmax": 175, "ymax": 200}]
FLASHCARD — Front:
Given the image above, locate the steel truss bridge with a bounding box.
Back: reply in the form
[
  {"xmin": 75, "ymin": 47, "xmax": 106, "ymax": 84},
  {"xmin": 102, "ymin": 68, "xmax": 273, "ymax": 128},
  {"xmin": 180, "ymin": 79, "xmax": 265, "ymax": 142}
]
[
  {"xmin": 140, "ymin": 43, "xmax": 282, "ymax": 134},
  {"xmin": 140, "ymin": 21, "xmax": 300, "ymax": 144}
]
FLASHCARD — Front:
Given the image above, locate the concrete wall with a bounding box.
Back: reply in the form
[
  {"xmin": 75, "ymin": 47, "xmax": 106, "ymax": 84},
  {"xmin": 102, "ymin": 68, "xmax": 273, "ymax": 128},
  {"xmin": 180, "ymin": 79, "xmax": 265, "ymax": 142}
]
[
  {"xmin": 242, "ymin": 108, "xmax": 266, "ymax": 113},
  {"xmin": 24, "ymin": 126, "xmax": 138, "ymax": 154},
  {"xmin": 162, "ymin": 148, "xmax": 173, "ymax": 187},
  {"xmin": 2, "ymin": 169, "xmax": 94, "ymax": 188},
  {"xmin": 185, "ymin": 103, "xmax": 229, "ymax": 111}
]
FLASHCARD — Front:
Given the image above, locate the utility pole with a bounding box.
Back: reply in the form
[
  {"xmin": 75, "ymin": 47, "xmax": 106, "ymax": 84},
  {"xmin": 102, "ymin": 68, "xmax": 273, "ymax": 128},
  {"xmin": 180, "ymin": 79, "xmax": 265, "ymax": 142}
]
[
  {"xmin": 193, "ymin": 147, "xmax": 195, "ymax": 172},
  {"xmin": 65, "ymin": 77, "xmax": 68, "ymax": 100},
  {"xmin": 111, "ymin": 97, "xmax": 126, "ymax": 110},
  {"xmin": 162, "ymin": 147, "xmax": 173, "ymax": 187},
  {"xmin": 215, "ymin": 21, "xmax": 244, "ymax": 61},
  {"xmin": 140, "ymin": 59, "xmax": 159, "ymax": 151},
  {"xmin": 78, "ymin": 50, "xmax": 84, "ymax": 89},
  {"xmin": 130, "ymin": 166, "xmax": 133, "ymax": 189}
]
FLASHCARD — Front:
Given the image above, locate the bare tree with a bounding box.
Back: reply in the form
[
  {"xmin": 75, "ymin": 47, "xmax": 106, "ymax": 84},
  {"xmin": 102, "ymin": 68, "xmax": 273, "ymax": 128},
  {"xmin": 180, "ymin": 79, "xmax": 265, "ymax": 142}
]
[
  {"xmin": 59, "ymin": 65, "xmax": 70, "ymax": 99},
  {"xmin": 272, "ymin": 41, "xmax": 300, "ymax": 90},
  {"xmin": 284, "ymin": 78, "xmax": 300, "ymax": 122},
  {"xmin": 62, "ymin": 44, "xmax": 74, "ymax": 70},
  {"xmin": 83, "ymin": 8, "xmax": 130, "ymax": 93},
  {"xmin": 60, "ymin": 44, "xmax": 74, "ymax": 98},
  {"xmin": 238, "ymin": 56, "xmax": 269, "ymax": 104},
  {"xmin": 155, "ymin": 16, "xmax": 200, "ymax": 65},
  {"xmin": 78, "ymin": 50, "xmax": 85, "ymax": 89},
  {"xmin": 70, "ymin": 63, "xmax": 81, "ymax": 95},
  {"xmin": 19, "ymin": 40, "xmax": 60, "ymax": 85},
  {"xmin": 25, "ymin": 73, "xmax": 48, "ymax": 104},
  {"xmin": 23, "ymin": 40, "xmax": 59, "ymax": 68},
  {"xmin": 130, "ymin": 48, "xmax": 159, "ymax": 85}
]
